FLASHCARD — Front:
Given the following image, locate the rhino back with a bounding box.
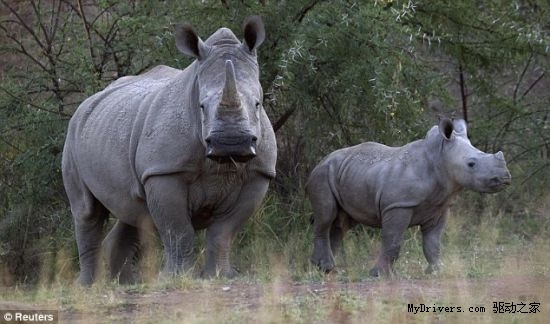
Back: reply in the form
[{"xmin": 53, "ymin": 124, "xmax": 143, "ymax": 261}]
[
  {"xmin": 325, "ymin": 140, "xmax": 445, "ymax": 225},
  {"xmin": 63, "ymin": 65, "xmax": 201, "ymax": 221}
]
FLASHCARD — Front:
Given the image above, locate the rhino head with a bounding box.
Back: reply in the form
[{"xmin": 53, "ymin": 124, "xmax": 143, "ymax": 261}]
[
  {"xmin": 435, "ymin": 118, "xmax": 512, "ymax": 193},
  {"xmin": 175, "ymin": 16, "xmax": 266, "ymax": 163}
]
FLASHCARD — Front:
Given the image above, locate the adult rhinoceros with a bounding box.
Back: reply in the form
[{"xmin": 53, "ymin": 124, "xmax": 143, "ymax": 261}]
[
  {"xmin": 307, "ymin": 119, "xmax": 511, "ymax": 276},
  {"xmin": 62, "ymin": 16, "xmax": 276, "ymax": 285}
]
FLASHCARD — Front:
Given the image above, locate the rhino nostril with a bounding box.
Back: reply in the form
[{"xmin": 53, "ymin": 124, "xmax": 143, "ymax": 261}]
[
  {"xmin": 205, "ymin": 137, "xmax": 212, "ymax": 144},
  {"xmin": 490, "ymin": 176, "xmax": 511, "ymax": 186}
]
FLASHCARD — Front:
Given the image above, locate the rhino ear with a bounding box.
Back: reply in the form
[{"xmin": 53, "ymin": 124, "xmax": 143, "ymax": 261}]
[
  {"xmin": 242, "ymin": 15, "xmax": 265, "ymax": 53},
  {"xmin": 175, "ymin": 24, "xmax": 210, "ymax": 59},
  {"xmin": 438, "ymin": 118, "xmax": 454, "ymax": 140},
  {"xmin": 452, "ymin": 119, "xmax": 468, "ymax": 138}
]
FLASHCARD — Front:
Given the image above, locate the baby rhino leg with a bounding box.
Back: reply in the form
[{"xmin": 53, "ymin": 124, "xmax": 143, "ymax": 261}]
[
  {"xmin": 422, "ymin": 211, "xmax": 448, "ymax": 274},
  {"xmin": 330, "ymin": 211, "xmax": 352, "ymax": 258},
  {"xmin": 308, "ymin": 177, "xmax": 339, "ymax": 273},
  {"xmin": 370, "ymin": 208, "xmax": 412, "ymax": 277}
]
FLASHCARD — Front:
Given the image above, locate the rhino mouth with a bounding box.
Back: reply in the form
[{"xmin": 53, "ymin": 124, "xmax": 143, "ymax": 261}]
[
  {"xmin": 486, "ymin": 176, "xmax": 512, "ymax": 192},
  {"xmin": 205, "ymin": 134, "xmax": 257, "ymax": 163}
]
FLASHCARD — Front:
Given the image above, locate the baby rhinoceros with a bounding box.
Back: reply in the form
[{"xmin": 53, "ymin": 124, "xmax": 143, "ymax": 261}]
[{"xmin": 307, "ymin": 118, "xmax": 511, "ymax": 276}]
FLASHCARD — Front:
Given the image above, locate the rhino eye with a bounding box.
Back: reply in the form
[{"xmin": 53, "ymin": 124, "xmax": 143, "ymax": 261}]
[
  {"xmin": 200, "ymin": 104, "xmax": 205, "ymax": 111},
  {"xmin": 255, "ymin": 102, "xmax": 261, "ymax": 110},
  {"xmin": 468, "ymin": 161, "xmax": 476, "ymax": 168}
]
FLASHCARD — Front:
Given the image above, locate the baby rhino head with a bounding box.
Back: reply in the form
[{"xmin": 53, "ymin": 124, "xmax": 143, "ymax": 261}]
[{"xmin": 436, "ymin": 119, "xmax": 512, "ymax": 193}]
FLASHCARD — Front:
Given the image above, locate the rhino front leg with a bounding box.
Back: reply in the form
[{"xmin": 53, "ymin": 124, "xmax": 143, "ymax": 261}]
[
  {"xmin": 145, "ymin": 175, "xmax": 195, "ymax": 276},
  {"xmin": 202, "ymin": 177, "xmax": 270, "ymax": 278},
  {"xmin": 370, "ymin": 208, "xmax": 412, "ymax": 277},
  {"xmin": 421, "ymin": 210, "xmax": 448, "ymax": 274}
]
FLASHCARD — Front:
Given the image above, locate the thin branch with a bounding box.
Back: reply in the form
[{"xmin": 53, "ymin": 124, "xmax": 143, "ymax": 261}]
[
  {"xmin": 0, "ymin": 137, "xmax": 22, "ymax": 153},
  {"xmin": 2, "ymin": 0, "xmax": 67, "ymax": 111},
  {"xmin": 513, "ymin": 52, "xmax": 533, "ymax": 103},
  {"xmin": 521, "ymin": 72, "xmax": 545, "ymax": 100},
  {"xmin": 88, "ymin": 2, "xmax": 118, "ymax": 26},
  {"xmin": 415, "ymin": 6, "xmax": 508, "ymax": 35},
  {"xmin": 458, "ymin": 61, "xmax": 468, "ymax": 123},
  {"xmin": 519, "ymin": 162, "xmax": 550, "ymax": 186},
  {"xmin": 0, "ymin": 0, "xmax": 46, "ymax": 50},
  {"xmin": 76, "ymin": 0, "xmax": 97, "ymax": 71},
  {"xmin": 64, "ymin": 0, "xmax": 123, "ymax": 77},
  {"xmin": 0, "ymin": 85, "xmax": 70, "ymax": 117},
  {"xmin": 293, "ymin": 0, "xmax": 324, "ymax": 23},
  {"xmin": 52, "ymin": 1, "xmax": 63, "ymax": 39},
  {"xmin": 53, "ymin": 6, "xmax": 71, "ymax": 58},
  {"xmin": 30, "ymin": 0, "xmax": 51, "ymax": 46},
  {"xmin": 508, "ymin": 143, "xmax": 550, "ymax": 164},
  {"xmin": 0, "ymin": 25, "xmax": 50, "ymax": 73},
  {"xmin": 1, "ymin": 118, "xmax": 68, "ymax": 135},
  {"xmin": 320, "ymin": 94, "xmax": 352, "ymax": 145},
  {"xmin": 272, "ymin": 106, "xmax": 297, "ymax": 133}
]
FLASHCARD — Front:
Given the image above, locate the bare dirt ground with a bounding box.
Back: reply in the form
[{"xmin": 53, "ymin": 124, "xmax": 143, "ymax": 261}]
[
  {"xmin": 2, "ymin": 275, "xmax": 549, "ymax": 322},
  {"xmin": 69, "ymin": 275, "xmax": 550, "ymax": 322}
]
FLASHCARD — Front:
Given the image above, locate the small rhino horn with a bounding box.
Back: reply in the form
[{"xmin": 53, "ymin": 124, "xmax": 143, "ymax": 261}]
[{"xmin": 495, "ymin": 151, "xmax": 505, "ymax": 161}]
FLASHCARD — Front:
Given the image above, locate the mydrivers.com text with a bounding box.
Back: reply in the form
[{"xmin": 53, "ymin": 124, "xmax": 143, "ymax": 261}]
[{"xmin": 408, "ymin": 301, "xmax": 541, "ymax": 315}]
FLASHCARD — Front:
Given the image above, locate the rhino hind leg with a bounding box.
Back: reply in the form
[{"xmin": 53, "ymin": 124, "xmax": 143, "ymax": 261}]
[
  {"xmin": 329, "ymin": 212, "xmax": 356, "ymax": 271},
  {"xmin": 329, "ymin": 224, "xmax": 344, "ymax": 258},
  {"xmin": 308, "ymin": 177, "xmax": 339, "ymax": 273},
  {"xmin": 103, "ymin": 221, "xmax": 142, "ymax": 284},
  {"xmin": 72, "ymin": 197, "xmax": 109, "ymax": 286},
  {"xmin": 329, "ymin": 211, "xmax": 352, "ymax": 257}
]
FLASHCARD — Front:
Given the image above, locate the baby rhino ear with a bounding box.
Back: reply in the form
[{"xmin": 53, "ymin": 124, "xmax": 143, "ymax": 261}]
[
  {"xmin": 438, "ymin": 118, "xmax": 454, "ymax": 140},
  {"xmin": 452, "ymin": 119, "xmax": 468, "ymax": 138},
  {"xmin": 175, "ymin": 24, "xmax": 210, "ymax": 60}
]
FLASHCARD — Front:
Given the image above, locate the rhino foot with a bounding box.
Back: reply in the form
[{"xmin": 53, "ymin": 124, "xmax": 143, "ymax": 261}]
[
  {"xmin": 221, "ymin": 266, "xmax": 240, "ymax": 278},
  {"xmin": 369, "ymin": 266, "xmax": 394, "ymax": 278},
  {"xmin": 369, "ymin": 268, "xmax": 380, "ymax": 277},
  {"xmin": 116, "ymin": 267, "xmax": 141, "ymax": 285},
  {"xmin": 201, "ymin": 266, "xmax": 240, "ymax": 279},
  {"xmin": 157, "ymin": 264, "xmax": 196, "ymax": 282},
  {"xmin": 311, "ymin": 255, "xmax": 335, "ymax": 273},
  {"xmin": 424, "ymin": 263, "xmax": 441, "ymax": 275},
  {"xmin": 76, "ymin": 273, "xmax": 94, "ymax": 287}
]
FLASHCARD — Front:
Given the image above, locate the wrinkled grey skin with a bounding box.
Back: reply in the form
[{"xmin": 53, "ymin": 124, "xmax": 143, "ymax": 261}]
[
  {"xmin": 62, "ymin": 16, "xmax": 276, "ymax": 286},
  {"xmin": 307, "ymin": 119, "xmax": 511, "ymax": 276}
]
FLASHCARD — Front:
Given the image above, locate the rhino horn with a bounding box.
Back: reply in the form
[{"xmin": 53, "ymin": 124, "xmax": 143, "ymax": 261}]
[{"xmin": 220, "ymin": 60, "xmax": 240, "ymax": 108}]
